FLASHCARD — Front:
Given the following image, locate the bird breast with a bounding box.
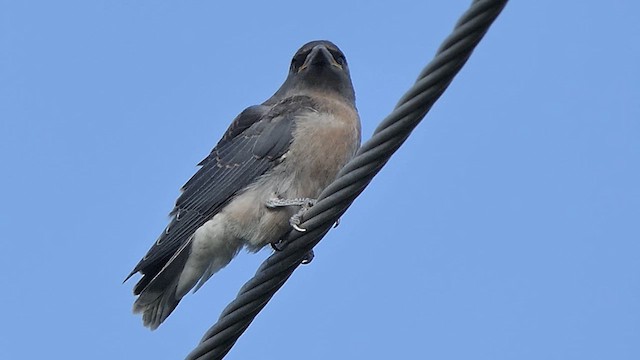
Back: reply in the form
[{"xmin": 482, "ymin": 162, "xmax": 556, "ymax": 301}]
[{"xmin": 223, "ymin": 103, "xmax": 360, "ymax": 251}]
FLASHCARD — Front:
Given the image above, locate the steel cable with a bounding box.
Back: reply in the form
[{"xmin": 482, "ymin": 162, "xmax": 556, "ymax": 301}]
[{"xmin": 186, "ymin": 1, "xmax": 508, "ymax": 358}]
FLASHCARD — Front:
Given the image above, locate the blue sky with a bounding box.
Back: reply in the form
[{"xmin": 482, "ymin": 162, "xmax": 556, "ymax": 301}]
[{"xmin": 1, "ymin": 1, "xmax": 638, "ymax": 359}]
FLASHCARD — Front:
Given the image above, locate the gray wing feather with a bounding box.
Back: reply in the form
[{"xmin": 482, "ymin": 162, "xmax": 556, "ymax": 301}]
[{"xmin": 127, "ymin": 96, "xmax": 316, "ymax": 294}]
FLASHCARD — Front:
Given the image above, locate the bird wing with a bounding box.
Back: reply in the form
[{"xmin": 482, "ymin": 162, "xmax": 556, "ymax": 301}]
[{"xmin": 128, "ymin": 97, "xmax": 315, "ymax": 293}]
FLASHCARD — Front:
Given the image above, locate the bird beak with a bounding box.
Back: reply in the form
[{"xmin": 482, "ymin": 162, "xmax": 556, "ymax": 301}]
[{"xmin": 298, "ymin": 45, "xmax": 342, "ymax": 73}]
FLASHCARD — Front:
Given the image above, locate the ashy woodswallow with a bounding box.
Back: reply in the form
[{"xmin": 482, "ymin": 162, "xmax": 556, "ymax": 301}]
[{"xmin": 126, "ymin": 40, "xmax": 361, "ymax": 329}]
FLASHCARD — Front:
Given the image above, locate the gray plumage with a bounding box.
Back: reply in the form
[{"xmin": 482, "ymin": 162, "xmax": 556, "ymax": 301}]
[{"xmin": 126, "ymin": 40, "xmax": 361, "ymax": 329}]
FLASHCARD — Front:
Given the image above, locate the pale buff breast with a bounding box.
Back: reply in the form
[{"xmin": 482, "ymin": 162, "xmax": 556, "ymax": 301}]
[{"xmin": 223, "ymin": 98, "xmax": 360, "ymax": 251}]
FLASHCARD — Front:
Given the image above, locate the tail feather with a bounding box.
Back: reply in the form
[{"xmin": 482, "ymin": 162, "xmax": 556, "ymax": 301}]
[
  {"xmin": 132, "ymin": 240, "xmax": 193, "ymax": 330},
  {"xmin": 128, "ymin": 215, "xmax": 245, "ymax": 329},
  {"xmin": 133, "ymin": 282, "xmax": 180, "ymax": 330}
]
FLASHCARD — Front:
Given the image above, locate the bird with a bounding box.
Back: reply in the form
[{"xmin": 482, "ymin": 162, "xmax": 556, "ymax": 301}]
[{"xmin": 125, "ymin": 40, "xmax": 361, "ymax": 330}]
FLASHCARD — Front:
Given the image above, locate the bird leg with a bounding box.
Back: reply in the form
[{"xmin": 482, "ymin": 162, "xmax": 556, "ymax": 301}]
[{"xmin": 265, "ymin": 197, "xmax": 317, "ymax": 208}]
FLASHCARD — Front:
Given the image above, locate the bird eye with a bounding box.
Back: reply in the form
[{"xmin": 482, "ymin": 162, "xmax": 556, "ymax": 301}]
[
  {"xmin": 329, "ymin": 49, "xmax": 347, "ymax": 67},
  {"xmin": 291, "ymin": 50, "xmax": 310, "ymax": 71}
]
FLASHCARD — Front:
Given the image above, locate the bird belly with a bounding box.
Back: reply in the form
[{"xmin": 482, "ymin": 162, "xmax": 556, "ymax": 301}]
[
  {"xmin": 176, "ymin": 212, "xmax": 243, "ymax": 297},
  {"xmin": 222, "ymin": 174, "xmax": 296, "ymax": 252}
]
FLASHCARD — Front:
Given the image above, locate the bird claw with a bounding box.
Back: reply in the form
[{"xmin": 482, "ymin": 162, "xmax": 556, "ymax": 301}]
[
  {"xmin": 290, "ymin": 212, "xmax": 307, "ymax": 232},
  {"xmin": 292, "ymin": 223, "xmax": 306, "ymax": 232},
  {"xmin": 301, "ymin": 250, "xmax": 314, "ymax": 264},
  {"xmin": 271, "ymin": 240, "xmax": 284, "ymax": 251}
]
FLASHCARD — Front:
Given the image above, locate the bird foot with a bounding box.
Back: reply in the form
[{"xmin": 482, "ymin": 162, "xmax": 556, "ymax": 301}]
[
  {"xmin": 289, "ymin": 210, "xmax": 307, "ymax": 232},
  {"xmin": 266, "ymin": 197, "xmax": 316, "ymax": 232}
]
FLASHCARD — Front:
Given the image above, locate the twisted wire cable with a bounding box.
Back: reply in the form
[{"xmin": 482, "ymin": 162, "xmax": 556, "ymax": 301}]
[{"xmin": 186, "ymin": 1, "xmax": 508, "ymax": 358}]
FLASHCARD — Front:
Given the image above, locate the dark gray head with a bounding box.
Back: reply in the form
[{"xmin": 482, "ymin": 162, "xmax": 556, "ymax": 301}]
[{"xmin": 268, "ymin": 40, "xmax": 356, "ymax": 105}]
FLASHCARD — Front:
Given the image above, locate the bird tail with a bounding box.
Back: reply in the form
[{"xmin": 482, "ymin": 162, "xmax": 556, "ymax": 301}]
[{"xmin": 132, "ymin": 240, "xmax": 193, "ymax": 330}]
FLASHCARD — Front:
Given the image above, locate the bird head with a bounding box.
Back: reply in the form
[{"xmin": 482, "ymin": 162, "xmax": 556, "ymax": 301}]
[{"xmin": 272, "ymin": 40, "xmax": 356, "ymax": 104}]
